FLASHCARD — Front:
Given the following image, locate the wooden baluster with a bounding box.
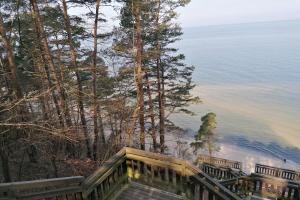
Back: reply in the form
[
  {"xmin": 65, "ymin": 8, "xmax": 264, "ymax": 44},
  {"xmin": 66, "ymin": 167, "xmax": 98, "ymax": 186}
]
[
  {"xmin": 143, "ymin": 163, "xmax": 148, "ymax": 182},
  {"xmin": 284, "ymin": 187, "xmax": 289, "ymax": 198},
  {"xmin": 221, "ymin": 170, "xmax": 224, "ymax": 179},
  {"xmin": 288, "ymin": 187, "xmax": 293, "ymax": 199},
  {"xmin": 126, "ymin": 160, "xmax": 132, "ymax": 179},
  {"xmin": 99, "ymin": 183, "xmax": 104, "ymax": 199},
  {"xmin": 185, "ymin": 176, "xmax": 192, "ymax": 198},
  {"xmin": 93, "ymin": 188, "xmax": 99, "ymax": 200},
  {"xmin": 291, "ymin": 173, "xmax": 295, "ymax": 180},
  {"xmin": 7, "ymin": 190, "xmax": 17, "ymax": 200},
  {"xmin": 158, "ymin": 166, "xmax": 162, "ymax": 181},
  {"xmin": 203, "ymin": 186, "xmax": 208, "ymax": 200},
  {"xmin": 199, "ymin": 185, "xmax": 204, "ymax": 200},
  {"xmin": 137, "ymin": 161, "xmax": 141, "ymax": 179},
  {"xmin": 194, "ymin": 184, "xmax": 200, "ymax": 200},
  {"xmin": 172, "ymin": 170, "xmax": 177, "ymax": 187},
  {"xmin": 106, "ymin": 177, "xmax": 110, "ymax": 191},
  {"xmin": 151, "ymin": 165, "xmax": 154, "ymax": 183},
  {"xmin": 208, "ymin": 190, "xmax": 214, "ymax": 200},
  {"xmin": 118, "ymin": 164, "xmax": 121, "ymax": 176},
  {"xmin": 165, "ymin": 167, "xmax": 169, "ymax": 183},
  {"xmin": 131, "ymin": 160, "xmax": 135, "ymax": 179}
]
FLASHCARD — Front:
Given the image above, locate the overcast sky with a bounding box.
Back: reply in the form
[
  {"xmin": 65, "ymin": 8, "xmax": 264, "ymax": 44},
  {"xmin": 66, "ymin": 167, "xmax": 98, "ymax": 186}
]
[{"xmin": 178, "ymin": 0, "xmax": 300, "ymax": 27}]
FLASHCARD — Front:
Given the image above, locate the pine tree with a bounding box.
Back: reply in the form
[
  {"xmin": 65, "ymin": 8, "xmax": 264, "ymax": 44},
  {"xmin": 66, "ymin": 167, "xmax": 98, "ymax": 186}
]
[{"xmin": 191, "ymin": 112, "xmax": 219, "ymax": 157}]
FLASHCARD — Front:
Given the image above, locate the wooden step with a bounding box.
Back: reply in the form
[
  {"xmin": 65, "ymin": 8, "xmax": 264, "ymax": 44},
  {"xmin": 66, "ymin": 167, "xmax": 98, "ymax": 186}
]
[{"xmin": 115, "ymin": 182, "xmax": 184, "ymax": 200}]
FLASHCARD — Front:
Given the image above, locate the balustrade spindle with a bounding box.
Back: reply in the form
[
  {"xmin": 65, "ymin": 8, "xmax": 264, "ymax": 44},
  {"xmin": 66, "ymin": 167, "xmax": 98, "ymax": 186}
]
[
  {"xmin": 165, "ymin": 168, "xmax": 169, "ymax": 183},
  {"xmin": 151, "ymin": 165, "xmax": 155, "ymax": 182},
  {"xmin": 143, "ymin": 163, "xmax": 148, "ymax": 182},
  {"xmin": 194, "ymin": 184, "xmax": 200, "ymax": 200},
  {"xmin": 172, "ymin": 170, "xmax": 177, "ymax": 187}
]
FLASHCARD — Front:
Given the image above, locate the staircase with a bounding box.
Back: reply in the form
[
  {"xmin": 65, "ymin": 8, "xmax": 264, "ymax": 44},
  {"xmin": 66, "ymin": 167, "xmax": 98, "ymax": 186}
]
[
  {"xmin": 115, "ymin": 182, "xmax": 184, "ymax": 200},
  {"xmin": 0, "ymin": 147, "xmax": 241, "ymax": 200}
]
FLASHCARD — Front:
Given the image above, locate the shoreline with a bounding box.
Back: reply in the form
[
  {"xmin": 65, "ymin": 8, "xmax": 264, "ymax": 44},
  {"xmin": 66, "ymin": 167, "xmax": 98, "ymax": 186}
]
[{"xmin": 163, "ymin": 131, "xmax": 300, "ymax": 174}]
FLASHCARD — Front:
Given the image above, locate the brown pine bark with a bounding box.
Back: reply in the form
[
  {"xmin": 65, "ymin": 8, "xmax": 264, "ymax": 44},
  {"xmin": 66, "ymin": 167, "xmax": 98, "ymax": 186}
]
[
  {"xmin": 30, "ymin": 0, "xmax": 72, "ymax": 128},
  {"xmin": 91, "ymin": 0, "xmax": 102, "ymax": 161},
  {"xmin": 61, "ymin": 0, "xmax": 93, "ymax": 158},
  {"xmin": 0, "ymin": 14, "xmax": 23, "ymax": 183},
  {"xmin": 160, "ymin": 64, "xmax": 166, "ymax": 153},
  {"xmin": 145, "ymin": 72, "xmax": 157, "ymax": 151},
  {"xmin": 0, "ymin": 14, "xmax": 23, "ymax": 100},
  {"xmin": 30, "ymin": 5, "xmax": 64, "ymax": 127},
  {"xmin": 133, "ymin": 1, "xmax": 145, "ymax": 150},
  {"xmin": 154, "ymin": 0, "xmax": 165, "ymax": 153}
]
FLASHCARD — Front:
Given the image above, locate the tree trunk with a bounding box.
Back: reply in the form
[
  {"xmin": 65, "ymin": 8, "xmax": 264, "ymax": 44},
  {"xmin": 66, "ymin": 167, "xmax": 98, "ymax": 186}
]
[
  {"xmin": 160, "ymin": 59, "xmax": 166, "ymax": 153},
  {"xmin": 30, "ymin": 4, "xmax": 64, "ymax": 127},
  {"xmin": 0, "ymin": 14, "xmax": 23, "ymax": 100},
  {"xmin": 133, "ymin": 1, "xmax": 145, "ymax": 150},
  {"xmin": 61, "ymin": 0, "xmax": 93, "ymax": 158},
  {"xmin": 92, "ymin": 0, "xmax": 105, "ymax": 160},
  {"xmin": 30, "ymin": 0, "xmax": 72, "ymax": 128},
  {"xmin": 0, "ymin": 148, "xmax": 11, "ymax": 182},
  {"xmin": 154, "ymin": 0, "xmax": 165, "ymax": 153},
  {"xmin": 145, "ymin": 72, "xmax": 157, "ymax": 151}
]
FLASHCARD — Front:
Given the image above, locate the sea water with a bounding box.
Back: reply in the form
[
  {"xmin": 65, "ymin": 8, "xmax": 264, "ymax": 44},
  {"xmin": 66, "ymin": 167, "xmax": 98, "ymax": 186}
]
[{"xmin": 171, "ymin": 20, "xmax": 300, "ymax": 172}]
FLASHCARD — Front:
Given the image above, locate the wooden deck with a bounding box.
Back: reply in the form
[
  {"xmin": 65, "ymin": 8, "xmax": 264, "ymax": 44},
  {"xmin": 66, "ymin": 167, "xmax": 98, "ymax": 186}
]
[{"xmin": 116, "ymin": 182, "xmax": 183, "ymax": 200}]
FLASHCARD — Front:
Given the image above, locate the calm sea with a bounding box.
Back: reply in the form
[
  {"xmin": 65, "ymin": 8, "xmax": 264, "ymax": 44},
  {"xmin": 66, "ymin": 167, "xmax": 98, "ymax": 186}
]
[{"xmin": 172, "ymin": 20, "xmax": 300, "ymax": 170}]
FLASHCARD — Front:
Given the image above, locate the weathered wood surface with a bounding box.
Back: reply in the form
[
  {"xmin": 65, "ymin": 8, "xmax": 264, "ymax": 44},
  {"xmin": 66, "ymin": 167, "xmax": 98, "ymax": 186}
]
[
  {"xmin": 197, "ymin": 154, "xmax": 242, "ymax": 171},
  {"xmin": 0, "ymin": 176, "xmax": 84, "ymax": 200},
  {"xmin": 115, "ymin": 182, "xmax": 183, "ymax": 200},
  {"xmin": 255, "ymin": 164, "xmax": 300, "ymax": 181},
  {"xmin": 220, "ymin": 174, "xmax": 300, "ymax": 200},
  {"xmin": 200, "ymin": 163, "xmax": 244, "ymax": 181},
  {"xmin": 124, "ymin": 147, "xmax": 241, "ymax": 200},
  {"xmin": 0, "ymin": 147, "xmax": 243, "ymax": 200}
]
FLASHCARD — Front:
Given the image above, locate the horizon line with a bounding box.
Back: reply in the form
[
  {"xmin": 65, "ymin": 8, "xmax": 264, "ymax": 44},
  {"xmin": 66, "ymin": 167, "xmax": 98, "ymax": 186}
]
[{"xmin": 181, "ymin": 18, "xmax": 300, "ymax": 29}]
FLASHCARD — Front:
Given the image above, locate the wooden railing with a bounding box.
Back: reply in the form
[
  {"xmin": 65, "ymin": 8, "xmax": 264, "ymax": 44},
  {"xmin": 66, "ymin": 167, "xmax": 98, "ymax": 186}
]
[
  {"xmin": 198, "ymin": 155, "xmax": 242, "ymax": 171},
  {"xmin": 0, "ymin": 147, "xmax": 241, "ymax": 200},
  {"xmin": 200, "ymin": 163, "xmax": 242, "ymax": 180},
  {"xmin": 124, "ymin": 148, "xmax": 241, "ymax": 200},
  {"xmin": 255, "ymin": 164, "xmax": 300, "ymax": 181},
  {"xmin": 0, "ymin": 176, "xmax": 84, "ymax": 200},
  {"xmin": 220, "ymin": 174, "xmax": 300, "ymax": 199}
]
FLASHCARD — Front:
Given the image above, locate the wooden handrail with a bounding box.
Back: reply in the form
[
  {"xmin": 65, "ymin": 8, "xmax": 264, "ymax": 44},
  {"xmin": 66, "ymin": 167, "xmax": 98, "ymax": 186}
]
[
  {"xmin": 124, "ymin": 147, "xmax": 241, "ymax": 200},
  {"xmin": 255, "ymin": 163, "xmax": 300, "ymax": 181},
  {"xmin": 0, "ymin": 147, "xmax": 242, "ymax": 200},
  {"xmin": 220, "ymin": 173, "xmax": 300, "ymax": 199},
  {"xmin": 198, "ymin": 154, "xmax": 242, "ymax": 170},
  {"xmin": 0, "ymin": 176, "xmax": 84, "ymax": 200}
]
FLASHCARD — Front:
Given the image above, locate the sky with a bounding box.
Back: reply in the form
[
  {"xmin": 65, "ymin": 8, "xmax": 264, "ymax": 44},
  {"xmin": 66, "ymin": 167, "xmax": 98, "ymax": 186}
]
[{"xmin": 178, "ymin": 0, "xmax": 300, "ymax": 27}]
